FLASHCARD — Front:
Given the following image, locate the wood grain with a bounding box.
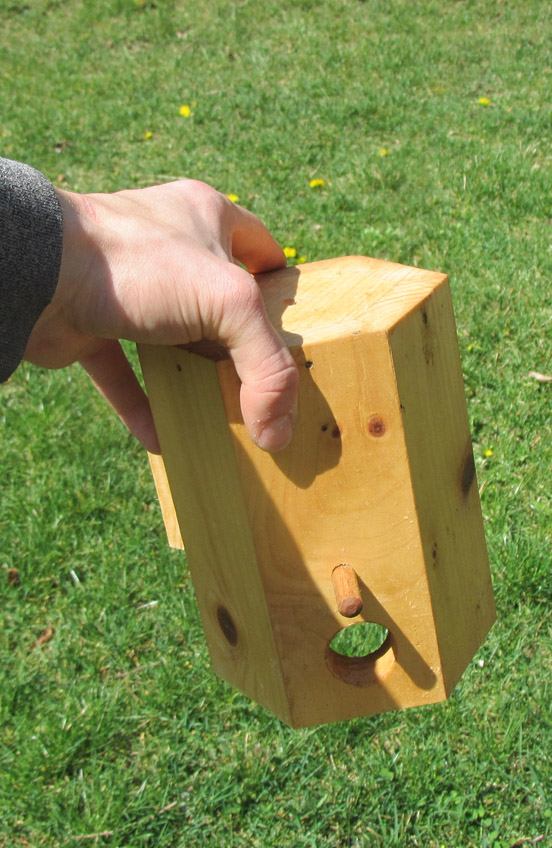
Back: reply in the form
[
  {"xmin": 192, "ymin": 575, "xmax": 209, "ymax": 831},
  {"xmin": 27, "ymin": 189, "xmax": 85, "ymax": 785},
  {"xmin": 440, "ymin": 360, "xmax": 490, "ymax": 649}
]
[{"xmin": 138, "ymin": 345, "xmax": 291, "ymax": 723}]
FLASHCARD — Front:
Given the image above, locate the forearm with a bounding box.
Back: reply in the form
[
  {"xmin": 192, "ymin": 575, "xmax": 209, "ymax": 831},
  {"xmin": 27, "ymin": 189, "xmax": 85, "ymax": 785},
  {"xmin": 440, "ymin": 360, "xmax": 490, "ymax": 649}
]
[{"xmin": 0, "ymin": 157, "xmax": 63, "ymax": 382}]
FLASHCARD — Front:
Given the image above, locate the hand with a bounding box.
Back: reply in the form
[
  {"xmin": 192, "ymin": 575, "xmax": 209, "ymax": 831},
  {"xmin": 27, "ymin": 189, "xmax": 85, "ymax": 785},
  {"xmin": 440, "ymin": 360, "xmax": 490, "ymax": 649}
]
[{"xmin": 23, "ymin": 180, "xmax": 299, "ymax": 454}]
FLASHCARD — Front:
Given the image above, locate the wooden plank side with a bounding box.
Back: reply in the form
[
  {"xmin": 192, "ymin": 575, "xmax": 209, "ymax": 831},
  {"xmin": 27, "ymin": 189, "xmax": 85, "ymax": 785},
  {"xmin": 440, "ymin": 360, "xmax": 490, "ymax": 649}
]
[
  {"xmin": 388, "ymin": 281, "xmax": 496, "ymax": 694},
  {"xmin": 258, "ymin": 255, "xmax": 447, "ymax": 347},
  {"xmin": 218, "ymin": 331, "xmax": 447, "ymax": 726},
  {"xmin": 147, "ymin": 452, "xmax": 184, "ymax": 550},
  {"xmin": 138, "ymin": 344, "xmax": 291, "ymax": 723}
]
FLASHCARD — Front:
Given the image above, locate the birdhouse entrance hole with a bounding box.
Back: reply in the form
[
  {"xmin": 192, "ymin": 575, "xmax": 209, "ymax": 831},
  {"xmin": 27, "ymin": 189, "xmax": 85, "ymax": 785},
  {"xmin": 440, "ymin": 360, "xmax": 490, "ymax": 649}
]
[
  {"xmin": 326, "ymin": 622, "xmax": 395, "ymax": 687},
  {"xmin": 331, "ymin": 622, "xmax": 389, "ymax": 657}
]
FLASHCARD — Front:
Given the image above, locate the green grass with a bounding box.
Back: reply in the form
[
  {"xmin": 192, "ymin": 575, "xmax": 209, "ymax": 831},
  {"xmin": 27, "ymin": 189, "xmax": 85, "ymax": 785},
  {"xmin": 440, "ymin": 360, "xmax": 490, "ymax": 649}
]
[{"xmin": 1, "ymin": 0, "xmax": 551, "ymax": 845}]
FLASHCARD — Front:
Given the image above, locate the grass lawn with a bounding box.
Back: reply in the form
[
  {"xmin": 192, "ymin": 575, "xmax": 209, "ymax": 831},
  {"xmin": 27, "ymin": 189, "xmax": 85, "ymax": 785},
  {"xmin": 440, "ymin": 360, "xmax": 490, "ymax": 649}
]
[{"xmin": 1, "ymin": 0, "xmax": 551, "ymax": 845}]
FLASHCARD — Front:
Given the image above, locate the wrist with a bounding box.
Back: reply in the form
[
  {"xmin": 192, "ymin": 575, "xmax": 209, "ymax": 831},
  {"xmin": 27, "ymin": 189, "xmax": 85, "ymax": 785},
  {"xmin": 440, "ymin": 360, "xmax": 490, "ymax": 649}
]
[{"xmin": 54, "ymin": 188, "xmax": 105, "ymax": 332}]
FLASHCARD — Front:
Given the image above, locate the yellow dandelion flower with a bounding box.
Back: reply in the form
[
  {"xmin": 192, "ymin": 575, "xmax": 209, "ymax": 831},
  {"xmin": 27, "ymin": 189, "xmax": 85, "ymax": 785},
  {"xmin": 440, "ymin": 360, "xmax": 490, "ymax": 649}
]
[
  {"xmin": 143, "ymin": 131, "xmax": 153, "ymax": 140},
  {"xmin": 309, "ymin": 178, "xmax": 325, "ymax": 188},
  {"xmin": 179, "ymin": 104, "xmax": 192, "ymax": 117},
  {"xmin": 378, "ymin": 148, "xmax": 389, "ymax": 157},
  {"xmin": 478, "ymin": 97, "xmax": 490, "ymax": 106},
  {"xmin": 283, "ymin": 247, "xmax": 297, "ymax": 259},
  {"xmin": 226, "ymin": 193, "xmax": 239, "ymax": 203},
  {"xmin": 484, "ymin": 449, "xmax": 494, "ymax": 457},
  {"xmin": 297, "ymin": 256, "xmax": 307, "ymax": 264}
]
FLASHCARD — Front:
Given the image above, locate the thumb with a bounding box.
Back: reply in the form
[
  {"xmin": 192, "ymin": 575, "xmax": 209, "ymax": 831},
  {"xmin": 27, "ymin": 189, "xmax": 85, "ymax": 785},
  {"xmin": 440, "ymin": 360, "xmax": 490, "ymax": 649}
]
[{"xmin": 221, "ymin": 272, "xmax": 299, "ymax": 452}]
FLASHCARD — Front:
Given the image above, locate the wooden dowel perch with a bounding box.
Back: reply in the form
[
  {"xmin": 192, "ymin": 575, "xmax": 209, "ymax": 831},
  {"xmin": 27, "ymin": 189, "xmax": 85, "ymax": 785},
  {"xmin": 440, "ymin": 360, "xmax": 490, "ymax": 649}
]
[{"xmin": 332, "ymin": 565, "xmax": 363, "ymax": 618}]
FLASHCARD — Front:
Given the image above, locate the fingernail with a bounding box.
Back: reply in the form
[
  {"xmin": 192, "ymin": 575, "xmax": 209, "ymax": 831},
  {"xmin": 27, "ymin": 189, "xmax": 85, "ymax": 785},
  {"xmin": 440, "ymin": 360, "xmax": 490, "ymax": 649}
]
[{"xmin": 256, "ymin": 412, "xmax": 294, "ymax": 452}]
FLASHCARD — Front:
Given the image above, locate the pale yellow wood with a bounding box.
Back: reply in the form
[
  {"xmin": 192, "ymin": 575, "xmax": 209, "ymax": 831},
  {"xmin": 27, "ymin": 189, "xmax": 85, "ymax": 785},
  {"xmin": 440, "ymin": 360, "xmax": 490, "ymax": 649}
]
[
  {"xmin": 147, "ymin": 453, "xmax": 184, "ymax": 550},
  {"xmin": 255, "ymin": 255, "xmax": 447, "ymax": 346},
  {"xmin": 388, "ymin": 283, "xmax": 496, "ymax": 693},
  {"xmin": 218, "ymin": 332, "xmax": 447, "ymax": 725},
  {"xmin": 138, "ymin": 256, "xmax": 495, "ymax": 727},
  {"xmin": 138, "ymin": 345, "xmax": 292, "ymax": 724}
]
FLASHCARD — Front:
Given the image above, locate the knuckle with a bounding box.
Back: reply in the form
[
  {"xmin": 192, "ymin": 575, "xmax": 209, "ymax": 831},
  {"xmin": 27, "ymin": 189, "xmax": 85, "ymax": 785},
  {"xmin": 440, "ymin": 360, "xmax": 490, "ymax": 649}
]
[
  {"xmin": 179, "ymin": 179, "xmax": 229, "ymax": 215},
  {"xmin": 224, "ymin": 268, "xmax": 263, "ymax": 313},
  {"xmin": 255, "ymin": 356, "xmax": 298, "ymax": 394}
]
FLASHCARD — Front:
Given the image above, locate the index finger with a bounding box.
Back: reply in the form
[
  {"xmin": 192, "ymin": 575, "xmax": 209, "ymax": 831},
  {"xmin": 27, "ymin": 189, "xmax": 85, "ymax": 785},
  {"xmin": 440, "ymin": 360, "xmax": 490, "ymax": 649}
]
[{"xmin": 229, "ymin": 203, "xmax": 287, "ymax": 275}]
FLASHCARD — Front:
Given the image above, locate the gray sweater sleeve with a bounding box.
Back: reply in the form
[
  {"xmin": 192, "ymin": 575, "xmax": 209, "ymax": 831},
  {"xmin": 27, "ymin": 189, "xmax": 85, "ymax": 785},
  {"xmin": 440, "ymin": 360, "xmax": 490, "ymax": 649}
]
[{"xmin": 0, "ymin": 157, "xmax": 63, "ymax": 382}]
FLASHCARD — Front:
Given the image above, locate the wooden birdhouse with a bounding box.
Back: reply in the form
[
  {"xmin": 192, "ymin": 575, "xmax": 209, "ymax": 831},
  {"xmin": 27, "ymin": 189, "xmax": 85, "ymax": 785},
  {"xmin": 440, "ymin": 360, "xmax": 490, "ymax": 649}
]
[{"xmin": 138, "ymin": 255, "xmax": 495, "ymax": 728}]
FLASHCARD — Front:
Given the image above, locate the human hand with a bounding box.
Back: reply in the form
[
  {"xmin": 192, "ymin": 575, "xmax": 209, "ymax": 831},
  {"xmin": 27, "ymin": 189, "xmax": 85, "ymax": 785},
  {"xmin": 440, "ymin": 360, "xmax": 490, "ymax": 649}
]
[{"xmin": 23, "ymin": 180, "xmax": 298, "ymax": 454}]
